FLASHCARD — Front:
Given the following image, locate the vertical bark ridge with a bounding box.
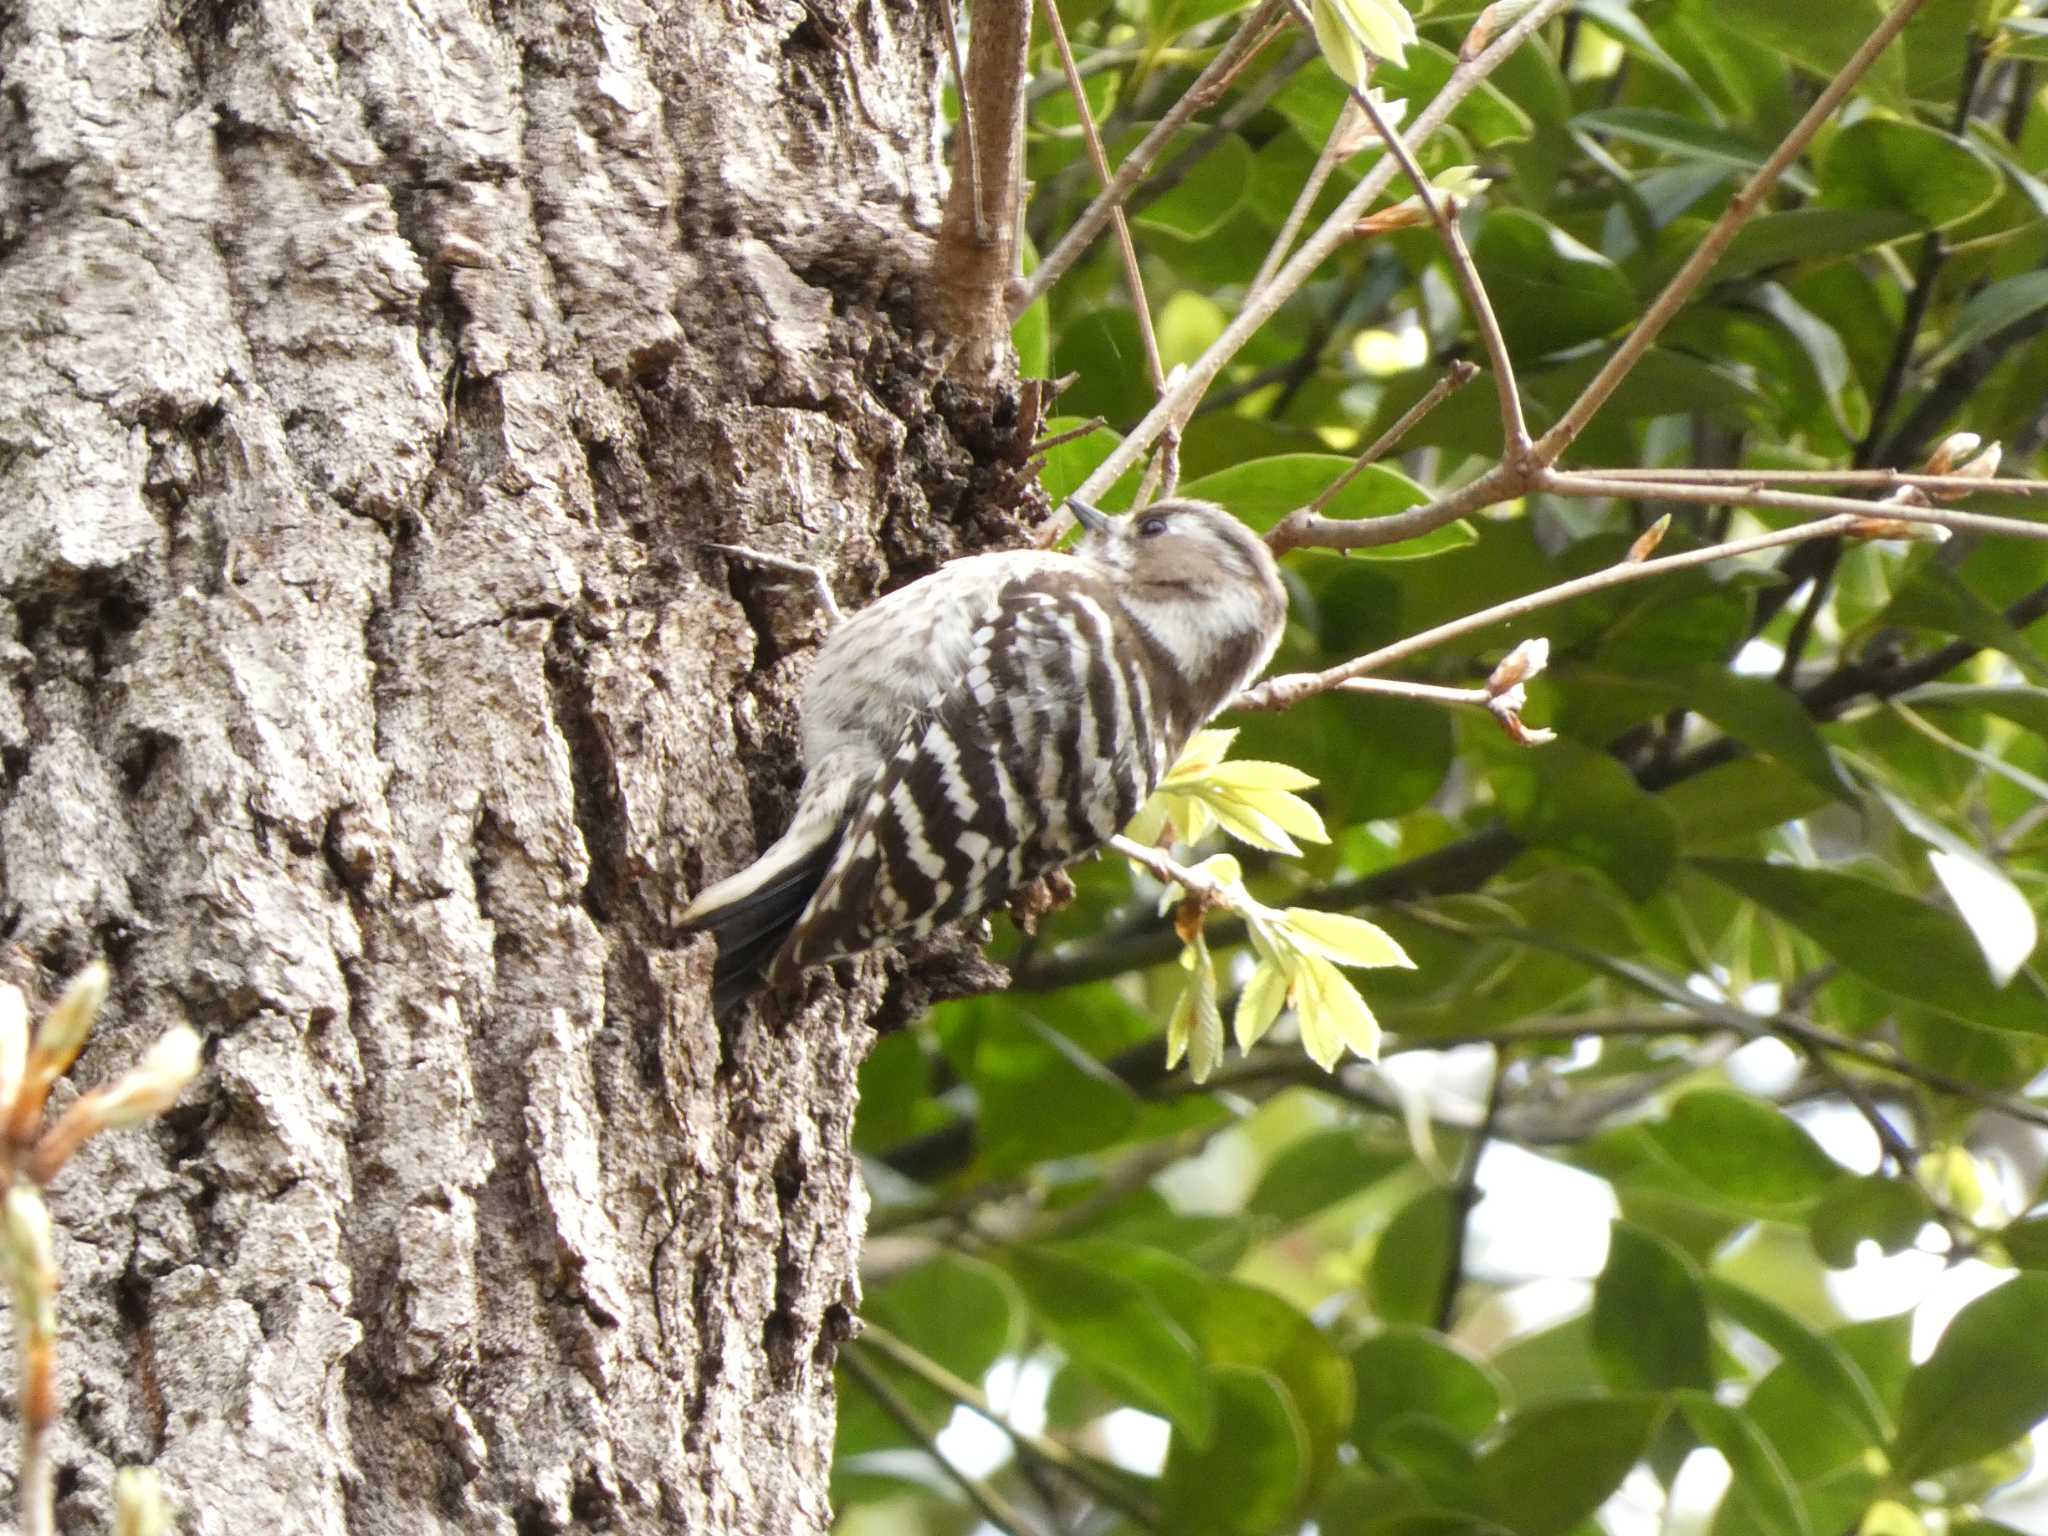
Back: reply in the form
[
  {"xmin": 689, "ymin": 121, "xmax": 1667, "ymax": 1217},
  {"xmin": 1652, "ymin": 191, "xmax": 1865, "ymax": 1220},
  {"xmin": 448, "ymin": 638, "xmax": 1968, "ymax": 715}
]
[{"xmin": 0, "ymin": 0, "xmax": 1014, "ymax": 1530}]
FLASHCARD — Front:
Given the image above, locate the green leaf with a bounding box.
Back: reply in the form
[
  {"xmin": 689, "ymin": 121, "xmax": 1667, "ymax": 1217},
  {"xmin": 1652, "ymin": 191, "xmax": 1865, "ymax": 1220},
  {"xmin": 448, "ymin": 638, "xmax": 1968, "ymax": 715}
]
[
  {"xmin": 1375, "ymin": 41, "xmax": 1533, "ymax": 150},
  {"xmin": 1353, "ymin": 1326, "xmax": 1505, "ymax": 1446},
  {"xmin": 1249, "ymin": 1128, "xmax": 1410, "ymax": 1226},
  {"xmin": 1004, "ymin": 1245, "xmax": 1214, "ymax": 1443},
  {"xmin": 1881, "ymin": 561, "xmax": 2048, "ymax": 685},
  {"xmin": 1472, "ymin": 209, "xmax": 1636, "ymax": 358},
  {"xmin": 1922, "ymin": 269, "xmax": 2048, "ymax": 372},
  {"xmin": 1576, "ymin": 108, "xmax": 1785, "ymax": 179},
  {"xmin": 1475, "ymin": 1394, "xmax": 1664, "ymax": 1536},
  {"xmin": 1161, "ymin": 1366, "xmax": 1308, "ymax": 1533},
  {"xmin": 1996, "ymin": 1215, "xmax": 2048, "ymax": 1268},
  {"xmin": 1677, "ymin": 1391, "xmax": 1812, "ymax": 1536},
  {"xmin": 1695, "ymin": 858, "xmax": 2048, "ymax": 1036},
  {"xmin": 1909, "ymin": 683, "xmax": 2048, "ymax": 743},
  {"xmin": 1177, "ymin": 454, "xmax": 1474, "ymax": 558},
  {"xmin": 1819, "ymin": 117, "xmax": 2003, "ymax": 231},
  {"xmin": 1644, "ymin": 1090, "xmax": 1845, "ymax": 1213},
  {"xmin": 1807, "ymin": 1175, "xmax": 1936, "ymax": 1269},
  {"xmin": 865, "ymin": 1253, "xmax": 1016, "ymax": 1384},
  {"xmin": 950, "ymin": 1004, "xmax": 1138, "ymax": 1175},
  {"xmin": 1562, "ymin": 667, "xmax": 1854, "ymax": 802},
  {"xmin": 1202, "ymin": 1281, "xmax": 1355, "ymax": 1494},
  {"xmin": 1123, "ymin": 127, "xmax": 1255, "ymax": 241},
  {"xmin": 1893, "ymin": 1274, "xmax": 2048, "ymax": 1477},
  {"xmin": 1704, "ymin": 1277, "xmax": 1891, "ymax": 1445},
  {"xmin": 1716, "ymin": 208, "xmax": 1920, "ymax": 279},
  {"xmin": 1659, "ymin": 758, "xmax": 1832, "ymax": 849},
  {"xmin": 1688, "ymin": 0, "xmax": 1905, "ymax": 108},
  {"xmin": 1370, "ymin": 1187, "xmax": 1456, "ymax": 1327},
  {"xmin": 1593, "ymin": 1222, "xmax": 1713, "ymax": 1390},
  {"xmin": 1494, "ymin": 737, "xmax": 1679, "ymax": 900}
]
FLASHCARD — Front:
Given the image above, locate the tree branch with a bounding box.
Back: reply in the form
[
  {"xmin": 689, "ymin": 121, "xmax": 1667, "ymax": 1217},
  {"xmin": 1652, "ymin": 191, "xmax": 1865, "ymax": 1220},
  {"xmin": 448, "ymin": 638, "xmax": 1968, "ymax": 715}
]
[
  {"xmin": 857, "ymin": 1324, "xmax": 1159, "ymax": 1527},
  {"xmin": 1532, "ymin": 0, "xmax": 1934, "ymax": 464},
  {"xmin": 1013, "ymin": 0, "xmax": 1291, "ymax": 314},
  {"xmin": 840, "ymin": 1347, "xmax": 1047, "ymax": 1536},
  {"xmin": 1049, "ymin": 0, "xmax": 1574, "ymax": 531},
  {"xmin": 1266, "ymin": 360, "xmax": 1478, "ymax": 553},
  {"xmin": 1239, "ymin": 512, "xmax": 1874, "ymax": 712},
  {"xmin": 928, "ymin": 0, "xmax": 1034, "ymax": 381}
]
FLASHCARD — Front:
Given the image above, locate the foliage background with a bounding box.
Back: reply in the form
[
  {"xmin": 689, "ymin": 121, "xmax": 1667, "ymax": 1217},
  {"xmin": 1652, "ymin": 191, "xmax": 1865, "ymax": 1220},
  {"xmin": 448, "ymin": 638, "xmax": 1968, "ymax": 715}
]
[{"xmin": 832, "ymin": 2, "xmax": 2048, "ymax": 1534}]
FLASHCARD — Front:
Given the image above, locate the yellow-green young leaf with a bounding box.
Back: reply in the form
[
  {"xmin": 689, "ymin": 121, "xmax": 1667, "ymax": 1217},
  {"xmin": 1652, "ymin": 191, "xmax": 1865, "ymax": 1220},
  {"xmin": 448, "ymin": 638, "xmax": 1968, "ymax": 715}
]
[
  {"xmin": 1280, "ymin": 909, "xmax": 1415, "ymax": 971},
  {"xmin": 1166, "ymin": 933, "xmax": 1224, "ymax": 1082},
  {"xmin": 1124, "ymin": 796, "xmax": 1169, "ymax": 847},
  {"xmin": 1312, "ymin": 0, "xmax": 1370, "ymax": 85},
  {"xmin": 1860, "ymin": 1500, "xmax": 1925, "ymax": 1536},
  {"xmin": 1203, "ymin": 759, "xmax": 1320, "ymax": 793},
  {"xmin": 1328, "ymin": 0, "xmax": 1417, "ymax": 67},
  {"xmin": 1168, "ymin": 728, "xmax": 1237, "ymax": 781},
  {"xmin": 1176, "ymin": 795, "xmax": 1215, "ymax": 847},
  {"xmin": 1216, "ymin": 784, "xmax": 1329, "ymax": 845},
  {"xmin": 1294, "ymin": 954, "xmax": 1383, "ymax": 1069},
  {"xmin": 1235, "ymin": 957, "xmax": 1292, "ymax": 1052},
  {"xmin": 1200, "ymin": 795, "xmax": 1306, "ymax": 855}
]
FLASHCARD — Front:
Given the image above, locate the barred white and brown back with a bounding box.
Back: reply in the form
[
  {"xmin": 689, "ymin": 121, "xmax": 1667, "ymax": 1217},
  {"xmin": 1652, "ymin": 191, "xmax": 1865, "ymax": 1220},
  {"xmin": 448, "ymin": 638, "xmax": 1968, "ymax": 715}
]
[{"xmin": 779, "ymin": 571, "xmax": 1169, "ymax": 973}]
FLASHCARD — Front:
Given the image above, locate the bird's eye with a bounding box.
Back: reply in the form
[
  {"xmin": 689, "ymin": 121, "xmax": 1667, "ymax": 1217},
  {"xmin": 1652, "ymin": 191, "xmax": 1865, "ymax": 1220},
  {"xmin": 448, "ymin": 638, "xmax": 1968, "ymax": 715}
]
[{"xmin": 1138, "ymin": 515, "xmax": 1169, "ymax": 538}]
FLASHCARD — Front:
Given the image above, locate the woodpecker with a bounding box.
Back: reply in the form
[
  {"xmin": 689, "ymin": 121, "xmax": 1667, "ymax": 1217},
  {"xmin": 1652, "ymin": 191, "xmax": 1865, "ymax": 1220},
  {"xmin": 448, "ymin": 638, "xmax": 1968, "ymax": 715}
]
[{"xmin": 683, "ymin": 498, "xmax": 1288, "ymax": 1018}]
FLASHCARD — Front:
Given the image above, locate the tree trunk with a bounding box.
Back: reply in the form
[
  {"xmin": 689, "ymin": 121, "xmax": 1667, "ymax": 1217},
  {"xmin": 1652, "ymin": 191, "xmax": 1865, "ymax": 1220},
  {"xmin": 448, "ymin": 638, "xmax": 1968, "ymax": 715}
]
[{"xmin": 0, "ymin": 0, "xmax": 1026, "ymax": 1528}]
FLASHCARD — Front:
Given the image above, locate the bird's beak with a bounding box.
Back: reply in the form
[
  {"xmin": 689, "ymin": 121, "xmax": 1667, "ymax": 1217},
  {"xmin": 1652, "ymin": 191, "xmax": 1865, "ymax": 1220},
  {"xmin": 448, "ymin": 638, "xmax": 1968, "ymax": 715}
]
[{"xmin": 1068, "ymin": 498, "xmax": 1115, "ymax": 535}]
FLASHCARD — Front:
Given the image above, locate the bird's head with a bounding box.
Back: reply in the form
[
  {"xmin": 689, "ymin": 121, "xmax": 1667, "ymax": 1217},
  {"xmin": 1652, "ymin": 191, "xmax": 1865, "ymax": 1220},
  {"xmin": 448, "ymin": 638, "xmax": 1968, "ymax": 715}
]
[{"xmin": 1068, "ymin": 497, "xmax": 1287, "ymax": 698}]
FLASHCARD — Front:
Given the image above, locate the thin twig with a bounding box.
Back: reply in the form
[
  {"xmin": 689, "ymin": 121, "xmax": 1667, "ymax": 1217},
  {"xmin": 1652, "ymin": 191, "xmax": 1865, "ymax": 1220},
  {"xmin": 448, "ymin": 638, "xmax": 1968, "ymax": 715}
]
[
  {"xmin": 1015, "ymin": 0, "xmax": 1291, "ymax": 313},
  {"xmin": 1040, "ymin": 0, "xmax": 1169, "ymax": 403},
  {"xmin": 1030, "ymin": 416, "xmax": 1107, "ymax": 454},
  {"xmin": 858, "ymin": 1324, "xmax": 1159, "ymax": 1526},
  {"xmin": 1418, "ymin": 917, "xmax": 2048, "ymax": 1135},
  {"xmin": 1543, "ymin": 470, "xmax": 2048, "ymax": 542},
  {"xmin": 1051, "ymin": 0, "xmax": 1574, "ymax": 531},
  {"xmin": 1268, "ymin": 361, "xmax": 1480, "ymax": 551},
  {"xmin": 1440, "ymin": 206, "xmax": 1527, "ymax": 458},
  {"xmin": 1239, "ymin": 513, "xmax": 1870, "ymax": 710},
  {"xmin": 1533, "ymin": 0, "xmax": 1934, "ymax": 464},
  {"xmin": 703, "ymin": 544, "xmax": 844, "ymax": 627},
  {"xmin": 840, "ymin": 1348, "xmax": 1045, "ymax": 1536},
  {"xmin": 1577, "ymin": 466, "xmax": 2047, "ymax": 497},
  {"xmin": 1435, "ymin": 1050, "xmax": 1508, "ymax": 1331},
  {"xmin": 1318, "ymin": 25, "xmax": 1529, "ymax": 458},
  {"xmin": 1248, "ymin": 98, "xmax": 1355, "ymax": 298},
  {"xmin": 937, "ymin": 0, "xmax": 986, "ymax": 242},
  {"xmin": 1336, "ymin": 677, "xmax": 1490, "ymax": 706}
]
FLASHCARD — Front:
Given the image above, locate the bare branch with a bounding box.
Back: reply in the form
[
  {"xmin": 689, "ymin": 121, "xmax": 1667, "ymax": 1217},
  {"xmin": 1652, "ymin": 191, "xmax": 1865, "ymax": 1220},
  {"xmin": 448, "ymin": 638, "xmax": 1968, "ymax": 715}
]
[
  {"xmin": 1300, "ymin": 9, "xmax": 1530, "ymax": 458},
  {"xmin": 1047, "ymin": 0, "xmax": 1575, "ymax": 536},
  {"xmin": 840, "ymin": 1349, "xmax": 1045, "ymax": 1536},
  {"xmin": 1533, "ymin": 0, "xmax": 1934, "ymax": 464},
  {"xmin": 858, "ymin": 1324, "xmax": 1159, "ymax": 1526},
  {"xmin": 1266, "ymin": 360, "xmax": 1479, "ymax": 553},
  {"xmin": 1013, "ymin": 0, "xmax": 1291, "ymax": 315},
  {"xmin": 1544, "ymin": 470, "xmax": 2048, "ymax": 542},
  {"xmin": 1040, "ymin": 0, "xmax": 1169, "ymax": 403},
  {"xmin": 1248, "ymin": 96, "xmax": 1355, "ymax": 298},
  {"xmin": 928, "ymin": 0, "xmax": 1034, "ymax": 381},
  {"xmin": 1238, "ymin": 513, "xmax": 1872, "ymax": 711},
  {"xmin": 1564, "ymin": 465, "xmax": 2048, "ymax": 497}
]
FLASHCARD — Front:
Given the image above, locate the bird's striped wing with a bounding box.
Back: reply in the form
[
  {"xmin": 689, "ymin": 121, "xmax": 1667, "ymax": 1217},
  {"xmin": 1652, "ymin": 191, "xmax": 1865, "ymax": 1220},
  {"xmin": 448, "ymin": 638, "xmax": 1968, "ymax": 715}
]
[{"xmin": 778, "ymin": 577, "xmax": 1162, "ymax": 974}]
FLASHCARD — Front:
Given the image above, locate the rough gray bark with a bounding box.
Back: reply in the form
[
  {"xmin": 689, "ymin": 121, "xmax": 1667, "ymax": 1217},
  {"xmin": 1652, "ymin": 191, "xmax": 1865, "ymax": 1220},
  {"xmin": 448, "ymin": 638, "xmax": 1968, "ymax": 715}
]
[{"xmin": 0, "ymin": 0, "xmax": 1031, "ymax": 1528}]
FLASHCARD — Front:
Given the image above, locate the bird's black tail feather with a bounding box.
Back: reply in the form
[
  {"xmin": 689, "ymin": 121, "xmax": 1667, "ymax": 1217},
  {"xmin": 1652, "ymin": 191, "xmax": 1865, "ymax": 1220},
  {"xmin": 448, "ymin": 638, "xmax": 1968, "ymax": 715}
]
[{"xmin": 684, "ymin": 835, "xmax": 842, "ymax": 1021}]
